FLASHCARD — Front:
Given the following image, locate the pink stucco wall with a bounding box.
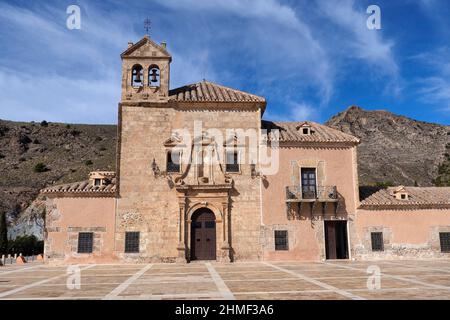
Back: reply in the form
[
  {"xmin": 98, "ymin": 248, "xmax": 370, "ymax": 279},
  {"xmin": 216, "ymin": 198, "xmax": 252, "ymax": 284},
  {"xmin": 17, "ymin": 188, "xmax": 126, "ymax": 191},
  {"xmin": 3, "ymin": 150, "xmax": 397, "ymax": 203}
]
[
  {"xmin": 261, "ymin": 145, "xmax": 359, "ymax": 261},
  {"xmin": 354, "ymin": 209, "xmax": 450, "ymax": 259},
  {"xmin": 45, "ymin": 197, "xmax": 117, "ymax": 264}
]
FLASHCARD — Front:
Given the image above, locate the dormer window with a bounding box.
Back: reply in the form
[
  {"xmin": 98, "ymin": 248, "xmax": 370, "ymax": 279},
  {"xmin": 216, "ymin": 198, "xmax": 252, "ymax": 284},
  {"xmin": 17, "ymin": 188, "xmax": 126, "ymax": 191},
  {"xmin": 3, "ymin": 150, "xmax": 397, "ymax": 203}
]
[
  {"xmin": 148, "ymin": 65, "xmax": 160, "ymax": 87},
  {"xmin": 297, "ymin": 122, "xmax": 312, "ymax": 135},
  {"xmin": 131, "ymin": 65, "xmax": 143, "ymax": 87},
  {"xmin": 89, "ymin": 171, "xmax": 115, "ymax": 187},
  {"xmin": 393, "ymin": 186, "xmax": 409, "ymax": 200}
]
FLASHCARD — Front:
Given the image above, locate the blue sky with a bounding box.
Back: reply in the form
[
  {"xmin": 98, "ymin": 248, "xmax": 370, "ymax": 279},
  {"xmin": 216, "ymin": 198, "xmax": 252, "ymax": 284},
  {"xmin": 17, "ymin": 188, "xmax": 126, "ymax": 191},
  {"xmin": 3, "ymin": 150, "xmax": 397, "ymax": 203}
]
[{"xmin": 0, "ymin": 0, "xmax": 449, "ymax": 125}]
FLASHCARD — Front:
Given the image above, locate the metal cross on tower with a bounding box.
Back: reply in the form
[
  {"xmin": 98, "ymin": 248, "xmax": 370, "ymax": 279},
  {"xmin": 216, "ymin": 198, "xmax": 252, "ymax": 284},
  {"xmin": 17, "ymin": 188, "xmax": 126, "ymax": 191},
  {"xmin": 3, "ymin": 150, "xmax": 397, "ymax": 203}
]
[{"xmin": 144, "ymin": 18, "xmax": 151, "ymax": 35}]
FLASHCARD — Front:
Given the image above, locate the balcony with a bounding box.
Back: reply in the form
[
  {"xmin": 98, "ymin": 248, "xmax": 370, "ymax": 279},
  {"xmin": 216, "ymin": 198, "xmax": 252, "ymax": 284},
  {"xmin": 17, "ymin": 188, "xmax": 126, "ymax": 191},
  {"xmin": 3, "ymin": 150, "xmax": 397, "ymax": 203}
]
[{"xmin": 285, "ymin": 186, "xmax": 338, "ymax": 203}]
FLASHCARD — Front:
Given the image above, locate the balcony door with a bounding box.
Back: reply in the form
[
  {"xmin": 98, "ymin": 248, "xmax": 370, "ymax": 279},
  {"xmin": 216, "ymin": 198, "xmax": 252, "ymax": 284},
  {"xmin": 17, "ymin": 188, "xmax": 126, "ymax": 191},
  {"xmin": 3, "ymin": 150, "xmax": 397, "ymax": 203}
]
[{"xmin": 301, "ymin": 168, "xmax": 317, "ymax": 199}]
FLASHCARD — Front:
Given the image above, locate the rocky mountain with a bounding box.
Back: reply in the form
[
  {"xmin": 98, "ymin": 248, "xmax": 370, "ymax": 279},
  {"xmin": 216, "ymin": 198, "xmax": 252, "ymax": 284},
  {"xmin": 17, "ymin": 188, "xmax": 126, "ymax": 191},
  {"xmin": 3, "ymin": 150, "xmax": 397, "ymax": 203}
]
[
  {"xmin": 326, "ymin": 106, "xmax": 450, "ymax": 187},
  {"xmin": 0, "ymin": 119, "xmax": 116, "ymax": 238},
  {"xmin": 1, "ymin": 106, "xmax": 449, "ymax": 238}
]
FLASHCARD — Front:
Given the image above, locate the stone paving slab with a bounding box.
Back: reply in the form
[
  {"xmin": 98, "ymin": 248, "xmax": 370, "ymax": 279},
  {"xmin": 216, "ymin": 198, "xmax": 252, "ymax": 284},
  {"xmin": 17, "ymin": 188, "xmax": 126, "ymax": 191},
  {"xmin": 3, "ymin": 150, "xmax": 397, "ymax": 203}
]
[{"xmin": 2, "ymin": 260, "xmax": 450, "ymax": 300}]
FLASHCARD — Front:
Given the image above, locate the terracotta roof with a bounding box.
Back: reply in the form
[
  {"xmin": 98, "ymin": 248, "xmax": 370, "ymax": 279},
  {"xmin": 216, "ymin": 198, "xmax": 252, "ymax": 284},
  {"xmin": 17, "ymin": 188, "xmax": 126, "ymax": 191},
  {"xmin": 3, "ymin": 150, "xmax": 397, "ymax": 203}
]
[
  {"xmin": 262, "ymin": 121, "xmax": 360, "ymax": 144},
  {"xmin": 360, "ymin": 187, "xmax": 450, "ymax": 209},
  {"xmin": 41, "ymin": 179, "xmax": 116, "ymax": 197},
  {"xmin": 169, "ymin": 80, "xmax": 266, "ymax": 103}
]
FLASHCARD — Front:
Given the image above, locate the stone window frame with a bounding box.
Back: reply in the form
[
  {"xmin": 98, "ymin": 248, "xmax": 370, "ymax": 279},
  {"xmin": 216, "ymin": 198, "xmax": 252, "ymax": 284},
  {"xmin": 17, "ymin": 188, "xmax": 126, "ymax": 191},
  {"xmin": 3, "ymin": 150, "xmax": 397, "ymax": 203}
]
[
  {"xmin": 166, "ymin": 149, "xmax": 182, "ymax": 173},
  {"xmin": 225, "ymin": 149, "xmax": 241, "ymax": 174},
  {"xmin": 364, "ymin": 226, "xmax": 391, "ymax": 253},
  {"xmin": 430, "ymin": 226, "xmax": 450, "ymax": 253},
  {"xmin": 67, "ymin": 227, "xmax": 105, "ymax": 255},
  {"xmin": 262, "ymin": 225, "xmax": 296, "ymax": 252},
  {"xmin": 274, "ymin": 230, "xmax": 289, "ymax": 251}
]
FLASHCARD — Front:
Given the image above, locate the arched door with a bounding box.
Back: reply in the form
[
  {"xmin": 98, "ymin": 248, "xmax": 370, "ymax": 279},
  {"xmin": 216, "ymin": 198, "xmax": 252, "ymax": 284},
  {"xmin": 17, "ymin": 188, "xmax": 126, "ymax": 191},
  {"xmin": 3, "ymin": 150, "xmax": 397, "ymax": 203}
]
[{"xmin": 190, "ymin": 208, "xmax": 216, "ymax": 260}]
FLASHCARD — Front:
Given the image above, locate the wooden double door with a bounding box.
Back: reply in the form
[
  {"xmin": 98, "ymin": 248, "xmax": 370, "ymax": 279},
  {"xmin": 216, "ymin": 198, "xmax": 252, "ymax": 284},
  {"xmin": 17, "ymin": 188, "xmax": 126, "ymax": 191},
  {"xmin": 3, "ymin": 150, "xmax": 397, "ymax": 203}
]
[
  {"xmin": 190, "ymin": 209, "xmax": 217, "ymax": 260},
  {"xmin": 324, "ymin": 221, "xmax": 349, "ymax": 259}
]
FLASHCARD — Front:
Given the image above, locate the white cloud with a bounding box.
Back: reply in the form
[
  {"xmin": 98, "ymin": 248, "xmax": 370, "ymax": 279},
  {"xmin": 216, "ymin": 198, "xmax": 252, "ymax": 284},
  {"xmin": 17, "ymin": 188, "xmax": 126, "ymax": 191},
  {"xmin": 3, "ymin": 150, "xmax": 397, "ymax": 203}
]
[
  {"xmin": 0, "ymin": 68, "xmax": 119, "ymax": 124},
  {"xmin": 0, "ymin": 0, "xmax": 403, "ymax": 124},
  {"xmin": 264, "ymin": 102, "xmax": 317, "ymax": 122},
  {"xmin": 316, "ymin": 0, "xmax": 399, "ymax": 76},
  {"xmin": 412, "ymin": 48, "xmax": 450, "ymax": 111}
]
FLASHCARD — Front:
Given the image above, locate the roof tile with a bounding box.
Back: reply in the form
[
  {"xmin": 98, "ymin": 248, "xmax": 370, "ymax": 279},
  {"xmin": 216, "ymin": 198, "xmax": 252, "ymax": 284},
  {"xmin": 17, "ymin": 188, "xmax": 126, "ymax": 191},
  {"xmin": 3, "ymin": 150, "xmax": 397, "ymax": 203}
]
[
  {"xmin": 360, "ymin": 187, "xmax": 450, "ymax": 209},
  {"xmin": 169, "ymin": 80, "xmax": 265, "ymax": 103},
  {"xmin": 262, "ymin": 120, "xmax": 360, "ymax": 144}
]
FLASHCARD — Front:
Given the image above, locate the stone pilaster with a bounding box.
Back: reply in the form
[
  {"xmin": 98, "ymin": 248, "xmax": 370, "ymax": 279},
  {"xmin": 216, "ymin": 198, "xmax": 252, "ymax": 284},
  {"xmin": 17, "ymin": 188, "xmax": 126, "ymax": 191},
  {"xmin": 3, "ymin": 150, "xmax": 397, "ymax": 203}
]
[{"xmin": 176, "ymin": 201, "xmax": 187, "ymax": 263}]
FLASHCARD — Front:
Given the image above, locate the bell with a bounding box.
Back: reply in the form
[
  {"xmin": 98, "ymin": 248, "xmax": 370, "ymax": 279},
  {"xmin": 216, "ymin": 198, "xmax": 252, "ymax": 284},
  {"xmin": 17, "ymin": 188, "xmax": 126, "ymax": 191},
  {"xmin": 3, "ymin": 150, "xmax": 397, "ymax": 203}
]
[
  {"xmin": 150, "ymin": 69, "xmax": 159, "ymax": 83},
  {"xmin": 134, "ymin": 72, "xmax": 142, "ymax": 83}
]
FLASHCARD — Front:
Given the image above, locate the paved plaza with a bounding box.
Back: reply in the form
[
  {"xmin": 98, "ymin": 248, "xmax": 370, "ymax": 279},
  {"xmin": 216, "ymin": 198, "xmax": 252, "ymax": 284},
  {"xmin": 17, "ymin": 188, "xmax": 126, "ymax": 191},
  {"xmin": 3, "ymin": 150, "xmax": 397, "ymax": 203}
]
[{"xmin": 1, "ymin": 260, "xmax": 450, "ymax": 300}]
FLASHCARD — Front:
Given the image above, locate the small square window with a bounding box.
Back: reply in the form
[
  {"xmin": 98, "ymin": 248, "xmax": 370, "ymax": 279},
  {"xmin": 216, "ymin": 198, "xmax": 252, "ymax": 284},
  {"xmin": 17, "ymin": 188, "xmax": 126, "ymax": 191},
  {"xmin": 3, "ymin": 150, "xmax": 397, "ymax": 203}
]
[
  {"xmin": 167, "ymin": 151, "xmax": 181, "ymax": 173},
  {"xmin": 77, "ymin": 232, "xmax": 93, "ymax": 254},
  {"xmin": 226, "ymin": 151, "xmax": 240, "ymax": 173},
  {"xmin": 401, "ymin": 194, "xmax": 406, "ymax": 200},
  {"xmin": 94, "ymin": 179, "xmax": 101, "ymax": 186},
  {"xmin": 125, "ymin": 232, "xmax": 140, "ymax": 253},
  {"xmin": 302, "ymin": 128, "xmax": 309, "ymax": 135},
  {"xmin": 440, "ymin": 232, "xmax": 450, "ymax": 253},
  {"xmin": 275, "ymin": 230, "xmax": 288, "ymax": 251},
  {"xmin": 371, "ymin": 232, "xmax": 384, "ymax": 252}
]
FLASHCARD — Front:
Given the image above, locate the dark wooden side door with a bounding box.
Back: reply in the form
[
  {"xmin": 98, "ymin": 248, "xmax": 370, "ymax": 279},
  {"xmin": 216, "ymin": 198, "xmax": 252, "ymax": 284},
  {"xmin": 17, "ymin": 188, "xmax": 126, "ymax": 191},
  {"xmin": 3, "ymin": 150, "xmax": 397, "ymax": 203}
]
[
  {"xmin": 325, "ymin": 221, "xmax": 349, "ymax": 260},
  {"xmin": 191, "ymin": 209, "xmax": 216, "ymax": 260}
]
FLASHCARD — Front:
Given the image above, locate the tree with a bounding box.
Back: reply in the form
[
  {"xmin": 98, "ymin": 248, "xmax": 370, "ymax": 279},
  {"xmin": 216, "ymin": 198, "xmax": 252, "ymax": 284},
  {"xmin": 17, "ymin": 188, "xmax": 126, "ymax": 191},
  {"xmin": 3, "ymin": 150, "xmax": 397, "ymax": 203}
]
[{"xmin": 0, "ymin": 212, "xmax": 8, "ymax": 254}]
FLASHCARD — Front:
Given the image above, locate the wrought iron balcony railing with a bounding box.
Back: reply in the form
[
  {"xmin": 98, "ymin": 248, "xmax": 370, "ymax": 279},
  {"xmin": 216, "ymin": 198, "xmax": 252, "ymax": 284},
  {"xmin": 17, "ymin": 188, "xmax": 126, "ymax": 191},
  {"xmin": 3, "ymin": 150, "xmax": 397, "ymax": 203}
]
[{"xmin": 286, "ymin": 186, "xmax": 338, "ymax": 202}]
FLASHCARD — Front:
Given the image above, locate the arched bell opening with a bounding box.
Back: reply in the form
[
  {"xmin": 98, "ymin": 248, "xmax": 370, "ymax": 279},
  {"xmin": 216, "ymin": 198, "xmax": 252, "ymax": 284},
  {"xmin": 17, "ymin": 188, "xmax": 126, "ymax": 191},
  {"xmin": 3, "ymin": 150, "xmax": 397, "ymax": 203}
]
[
  {"xmin": 131, "ymin": 64, "xmax": 144, "ymax": 87},
  {"xmin": 148, "ymin": 64, "xmax": 160, "ymax": 87}
]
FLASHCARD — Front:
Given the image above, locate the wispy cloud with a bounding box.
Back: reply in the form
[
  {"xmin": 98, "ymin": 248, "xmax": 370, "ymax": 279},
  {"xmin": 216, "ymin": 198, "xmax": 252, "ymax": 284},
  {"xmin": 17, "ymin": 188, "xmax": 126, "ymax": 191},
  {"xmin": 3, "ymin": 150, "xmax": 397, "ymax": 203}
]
[
  {"xmin": 0, "ymin": 0, "xmax": 435, "ymax": 124},
  {"xmin": 413, "ymin": 48, "xmax": 450, "ymax": 111},
  {"xmin": 264, "ymin": 101, "xmax": 318, "ymax": 122}
]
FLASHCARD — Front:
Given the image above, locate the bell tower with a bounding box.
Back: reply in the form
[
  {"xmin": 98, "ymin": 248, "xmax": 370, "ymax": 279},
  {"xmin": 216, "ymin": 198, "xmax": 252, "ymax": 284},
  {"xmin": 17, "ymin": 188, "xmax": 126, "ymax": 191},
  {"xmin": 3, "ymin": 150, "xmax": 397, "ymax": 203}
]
[{"xmin": 120, "ymin": 35, "xmax": 172, "ymax": 103}]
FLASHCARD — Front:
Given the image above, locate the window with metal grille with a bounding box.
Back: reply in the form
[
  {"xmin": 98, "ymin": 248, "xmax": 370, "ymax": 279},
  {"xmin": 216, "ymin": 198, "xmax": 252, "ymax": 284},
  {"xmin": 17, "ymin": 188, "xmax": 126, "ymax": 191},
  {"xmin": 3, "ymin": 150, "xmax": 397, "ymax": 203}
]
[
  {"xmin": 77, "ymin": 232, "xmax": 93, "ymax": 254},
  {"xmin": 125, "ymin": 232, "xmax": 140, "ymax": 253},
  {"xmin": 167, "ymin": 151, "xmax": 181, "ymax": 173},
  {"xmin": 226, "ymin": 151, "xmax": 240, "ymax": 173},
  {"xmin": 275, "ymin": 230, "xmax": 288, "ymax": 251},
  {"xmin": 371, "ymin": 232, "xmax": 384, "ymax": 251},
  {"xmin": 440, "ymin": 232, "xmax": 450, "ymax": 253}
]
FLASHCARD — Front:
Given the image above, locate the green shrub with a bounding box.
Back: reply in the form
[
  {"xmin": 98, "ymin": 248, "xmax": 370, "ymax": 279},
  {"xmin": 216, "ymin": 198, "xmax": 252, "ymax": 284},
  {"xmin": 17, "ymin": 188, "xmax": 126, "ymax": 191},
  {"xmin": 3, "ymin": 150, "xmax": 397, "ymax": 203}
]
[
  {"xmin": 34, "ymin": 163, "xmax": 48, "ymax": 173},
  {"xmin": 40, "ymin": 120, "xmax": 48, "ymax": 127},
  {"xmin": 7, "ymin": 235, "xmax": 43, "ymax": 256},
  {"xmin": 84, "ymin": 160, "xmax": 93, "ymax": 166},
  {"xmin": 70, "ymin": 129, "xmax": 81, "ymax": 137}
]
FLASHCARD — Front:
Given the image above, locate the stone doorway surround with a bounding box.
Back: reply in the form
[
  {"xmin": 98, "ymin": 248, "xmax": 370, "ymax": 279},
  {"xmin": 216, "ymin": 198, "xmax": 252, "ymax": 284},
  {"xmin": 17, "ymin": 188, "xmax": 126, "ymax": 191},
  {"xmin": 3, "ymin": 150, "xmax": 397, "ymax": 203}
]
[{"xmin": 176, "ymin": 184, "xmax": 232, "ymax": 263}]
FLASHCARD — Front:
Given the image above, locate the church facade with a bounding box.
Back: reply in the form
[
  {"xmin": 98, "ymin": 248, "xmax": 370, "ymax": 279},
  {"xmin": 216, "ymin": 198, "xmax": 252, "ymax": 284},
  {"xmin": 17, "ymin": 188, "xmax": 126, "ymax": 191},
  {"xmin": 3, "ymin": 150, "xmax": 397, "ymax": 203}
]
[{"xmin": 41, "ymin": 36, "xmax": 450, "ymax": 264}]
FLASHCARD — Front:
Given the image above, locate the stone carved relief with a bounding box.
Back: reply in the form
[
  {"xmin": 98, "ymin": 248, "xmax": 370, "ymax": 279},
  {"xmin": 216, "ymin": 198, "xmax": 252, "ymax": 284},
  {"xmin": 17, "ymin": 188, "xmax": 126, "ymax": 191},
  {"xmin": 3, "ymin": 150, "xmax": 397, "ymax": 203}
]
[{"xmin": 119, "ymin": 211, "xmax": 146, "ymax": 229}]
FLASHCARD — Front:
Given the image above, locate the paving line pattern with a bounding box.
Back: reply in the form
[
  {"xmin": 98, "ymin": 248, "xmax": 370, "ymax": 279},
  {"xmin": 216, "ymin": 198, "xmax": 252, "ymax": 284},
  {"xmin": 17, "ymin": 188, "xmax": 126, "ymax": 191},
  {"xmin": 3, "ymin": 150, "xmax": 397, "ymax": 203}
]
[
  {"xmin": 0, "ymin": 264, "xmax": 96, "ymax": 298},
  {"xmin": 103, "ymin": 264, "xmax": 153, "ymax": 300},
  {"xmin": 263, "ymin": 262, "xmax": 365, "ymax": 300},
  {"xmin": 322, "ymin": 262, "xmax": 450, "ymax": 291},
  {"xmin": 205, "ymin": 262, "xmax": 235, "ymax": 300},
  {"xmin": 0, "ymin": 265, "xmax": 43, "ymax": 276}
]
